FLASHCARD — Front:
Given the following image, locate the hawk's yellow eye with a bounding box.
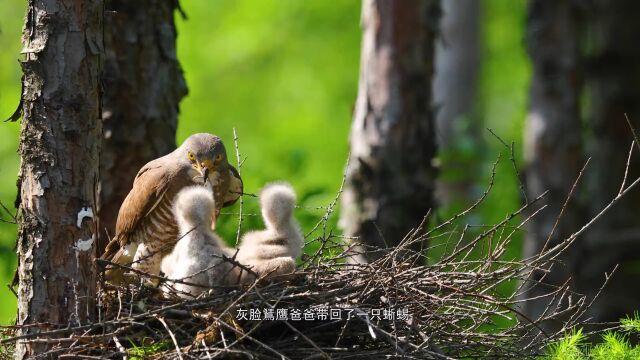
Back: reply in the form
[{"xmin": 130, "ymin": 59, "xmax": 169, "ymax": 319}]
[{"xmin": 187, "ymin": 152, "xmax": 196, "ymax": 161}]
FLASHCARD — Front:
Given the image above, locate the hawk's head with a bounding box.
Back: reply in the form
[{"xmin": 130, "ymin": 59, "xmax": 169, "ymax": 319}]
[{"xmin": 178, "ymin": 133, "xmax": 229, "ymax": 184}]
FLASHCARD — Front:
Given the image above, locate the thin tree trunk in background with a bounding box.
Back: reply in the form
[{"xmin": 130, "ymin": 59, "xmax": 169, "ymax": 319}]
[
  {"xmin": 340, "ymin": 0, "xmax": 440, "ymax": 263},
  {"xmin": 433, "ymin": 0, "xmax": 481, "ymax": 208},
  {"xmin": 521, "ymin": 0, "xmax": 584, "ymax": 330},
  {"xmin": 583, "ymin": 0, "xmax": 640, "ymax": 323},
  {"xmin": 15, "ymin": 1, "xmax": 102, "ymax": 358},
  {"xmin": 98, "ymin": 0, "xmax": 187, "ymax": 253}
]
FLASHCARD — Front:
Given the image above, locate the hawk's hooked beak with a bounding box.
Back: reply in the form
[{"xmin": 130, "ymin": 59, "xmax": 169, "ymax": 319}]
[
  {"xmin": 194, "ymin": 162, "xmax": 211, "ymax": 184},
  {"xmin": 202, "ymin": 166, "xmax": 210, "ymax": 183}
]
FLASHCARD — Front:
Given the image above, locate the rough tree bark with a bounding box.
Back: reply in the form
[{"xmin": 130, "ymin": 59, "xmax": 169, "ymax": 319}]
[
  {"xmin": 98, "ymin": 0, "xmax": 187, "ymax": 253},
  {"xmin": 15, "ymin": 0, "xmax": 103, "ymax": 358},
  {"xmin": 433, "ymin": 0, "xmax": 481, "ymax": 207},
  {"xmin": 582, "ymin": 0, "xmax": 640, "ymax": 323},
  {"xmin": 521, "ymin": 0, "xmax": 584, "ymax": 329},
  {"xmin": 340, "ymin": 0, "xmax": 440, "ymax": 263}
]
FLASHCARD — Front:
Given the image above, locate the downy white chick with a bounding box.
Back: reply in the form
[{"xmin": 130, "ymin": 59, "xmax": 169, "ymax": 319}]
[
  {"xmin": 161, "ymin": 186, "xmax": 238, "ymax": 298},
  {"xmin": 236, "ymin": 182, "xmax": 303, "ymax": 283}
]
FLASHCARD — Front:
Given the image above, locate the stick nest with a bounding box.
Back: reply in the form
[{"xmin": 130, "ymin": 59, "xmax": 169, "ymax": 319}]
[
  {"xmin": 3, "ymin": 152, "xmax": 621, "ymax": 359},
  {"xmin": 1, "ymin": 211, "xmax": 596, "ymax": 359}
]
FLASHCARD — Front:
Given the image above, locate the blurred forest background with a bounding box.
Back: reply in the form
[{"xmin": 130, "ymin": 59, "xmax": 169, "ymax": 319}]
[{"xmin": 1, "ymin": 0, "xmax": 533, "ymax": 325}]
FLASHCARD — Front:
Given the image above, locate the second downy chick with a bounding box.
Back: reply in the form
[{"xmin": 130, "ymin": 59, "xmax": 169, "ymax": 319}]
[
  {"xmin": 161, "ymin": 185, "xmax": 237, "ymax": 298},
  {"xmin": 236, "ymin": 182, "xmax": 303, "ymax": 283}
]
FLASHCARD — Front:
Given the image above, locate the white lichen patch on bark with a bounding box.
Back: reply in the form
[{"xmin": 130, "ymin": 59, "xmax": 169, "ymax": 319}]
[
  {"xmin": 76, "ymin": 207, "xmax": 94, "ymax": 228},
  {"xmin": 74, "ymin": 235, "xmax": 95, "ymax": 252}
]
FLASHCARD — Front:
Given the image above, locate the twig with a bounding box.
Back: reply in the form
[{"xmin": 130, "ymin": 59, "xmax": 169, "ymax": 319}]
[
  {"xmin": 545, "ymin": 172, "xmax": 640, "ymax": 262},
  {"xmin": 619, "ymin": 142, "xmax": 634, "ymax": 195},
  {"xmin": 232, "ymin": 127, "xmax": 245, "ymax": 246},
  {"xmin": 157, "ymin": 315, "xmax": 184, "ymax": 360},
  {"xmin": 487, "ymin": 128, "xmax": 528, "ymax": 203},
  {"xmin": 541, "ymin": 158, "xmax": 590, "ymax": 253},
  {"xmin": 624, "ymin": 113, "xmax": 640, "ymax": 152},
  {"xmin": 112, "ymin": 336, "xmax": 127, "ymax": 360}
]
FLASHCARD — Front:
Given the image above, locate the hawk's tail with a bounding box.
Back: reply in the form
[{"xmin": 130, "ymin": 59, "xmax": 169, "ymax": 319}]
[{"xmin": 100, "ymin": 239, "xmax": 134, "ymax": 285}]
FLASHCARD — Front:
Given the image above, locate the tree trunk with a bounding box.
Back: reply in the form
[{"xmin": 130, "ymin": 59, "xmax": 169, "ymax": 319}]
[
  {"xmin": 582, "ymin": 0, "xmax": 640, "ymax": 324},
  {"xmin": 521, "ymin": 0, "xmax": 585, "ymax": 329},
  {"xmin": 15, "ymin": 0, "xmax": 103, "ymax": 358},
  {"xmin": 433, "ymin": 0, "xmax": 481, "ymax": 208},
  {"xmin": 98, "ymin": 0, "xmax": 187, "ymax": 253},
  {"xmin": 340, "ymin": 0, "xmax": 440, "ymax": 263}
]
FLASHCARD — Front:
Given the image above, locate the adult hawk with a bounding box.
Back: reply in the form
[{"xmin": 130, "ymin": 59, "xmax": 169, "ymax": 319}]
[{"xmin": 101, "ymin": 133, "xmax": 242, "ymax": 283}]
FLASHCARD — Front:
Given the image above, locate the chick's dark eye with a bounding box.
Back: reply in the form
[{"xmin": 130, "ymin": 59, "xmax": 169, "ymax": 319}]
[{"xmin": 216, "ymin": 154, "xmax": 223, "ymax": 161}]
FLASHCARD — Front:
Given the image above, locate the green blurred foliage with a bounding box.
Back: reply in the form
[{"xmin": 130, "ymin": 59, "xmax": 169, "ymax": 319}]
[
  {"xmin": 545, "ymin": 314, "xmax": 640, "ymax": 359},
  {"xmin": 127, "ymin": 338, "xmax": 171, "ymax": 359},
  {"xmin": 0, "ymin": 0, "xmax": 531, "ymax": 327},
  {"xmin": 175, "ymin": 1, "xmax": 362, "ymax": 248},
  {"xmin": 429, "ymin": 0, "xmax": 529, "ymax": 266},
  {"xmin": 0, "ymin": 0, "xmax": 24, "ymax": 328}
]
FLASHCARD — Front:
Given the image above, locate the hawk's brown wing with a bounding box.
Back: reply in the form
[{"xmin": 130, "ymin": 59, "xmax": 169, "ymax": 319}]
[
  {"xmin": 102, "ymin": 157, "xmax": 174, "ymax": 261},
  {"xmin": 222, "ymin": 164, "xmax": 243, "ymax": 208}
]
